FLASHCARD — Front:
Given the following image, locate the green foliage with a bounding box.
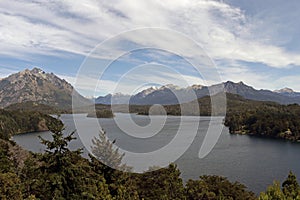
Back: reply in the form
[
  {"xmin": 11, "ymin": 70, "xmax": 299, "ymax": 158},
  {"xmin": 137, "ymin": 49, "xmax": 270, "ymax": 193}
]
[
  {"xmin": 90, "ymin": 130, "xmax": 138, "ymax": 199},
  {"xmin": 5, "ymin": 101, "xmax": 68, "ymax": 114},
  {"xmin": 0, "ymin": 109, "xmax": 63, "ymax": 140},
  {"xmin": 0, "ymin": 113, "xmax": 18, "ymax": 140},
  {"xmin": 32, "ymin": 122, "xmax": 111, "ymax": 199},
  {"xmin": 91, "ymin": 129, "xmax": 125, "ymax": 170},
  {"xmin": 0, "ymin": 172, "xmax": 23, "ymax": 200},
  {"xmin": 20, "ymin": 154, "xmax": 43, "ymax": 199},
  {"xmin": 259, "ymin": 181, "xmax": 286, "ymax": 200},
  {"xmin": 136, "ymin": 164, "xmax": 185, "ymax": 200},
  {"xmin": 282, "ymin": 171, "xmax": 300, "ymax": 199},
  {"xmin": 224, "ymin": 97, "xmax": 300, "ymax": 141},
  {"xmin": 0, "ymin": 139, "xmax": 30, "ymax": 199},
  {"xmin": 186, "ymin": 175, "xmax": 256, "ymax": 200},
  {"xmin": 259, "ymin": 172, "xmax": 300, "ymax": 200},
  {"xmin": 90, "ymin": 156, "xmax": 139, "ymax": 200},
  {"xmin": 0, "ymin": 140, "xmax": 14, "ymax": 173}
]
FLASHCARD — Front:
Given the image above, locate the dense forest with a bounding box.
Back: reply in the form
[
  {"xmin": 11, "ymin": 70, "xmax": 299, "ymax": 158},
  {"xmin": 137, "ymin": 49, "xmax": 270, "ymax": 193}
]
[
  {"xmin": 224, "ymin": 97, "xmax": 300, "ymax": 141},
  {"xmin": 1, "ymin": 119, "xmax": 299, "ymax": 199},
  {"xmin": 0, "ymin": 109, "xmax": 62, "ymax": 140}
]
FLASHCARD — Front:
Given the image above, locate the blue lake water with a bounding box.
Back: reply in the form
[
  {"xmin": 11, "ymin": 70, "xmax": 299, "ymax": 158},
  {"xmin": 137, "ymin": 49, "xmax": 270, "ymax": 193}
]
[{"xmin": 13, "ymin": 113, "xmax": 300, "ymax": 194}]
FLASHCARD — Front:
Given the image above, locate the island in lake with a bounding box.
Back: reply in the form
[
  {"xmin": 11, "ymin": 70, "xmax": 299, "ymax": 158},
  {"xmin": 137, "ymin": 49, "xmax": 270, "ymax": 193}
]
[
  {"xmin": 92, "ymin": 93, "xmax": 300, "ymax": 142},
  {"xmin": 87, "ymin": 110, "xmax": 115, "ymax": 118}
]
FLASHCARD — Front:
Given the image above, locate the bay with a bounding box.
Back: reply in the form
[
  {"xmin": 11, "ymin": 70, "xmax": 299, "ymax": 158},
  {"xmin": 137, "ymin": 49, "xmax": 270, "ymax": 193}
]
[{"xmin": 13, "ymin": 113, "xmax": 300, "ymax": 194}]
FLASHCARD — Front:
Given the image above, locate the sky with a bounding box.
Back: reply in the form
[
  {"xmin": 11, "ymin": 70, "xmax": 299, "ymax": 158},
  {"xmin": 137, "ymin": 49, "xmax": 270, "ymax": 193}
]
[{"xmin": 1, "ymin": 0, "xmax": 300, "ymax": 97}]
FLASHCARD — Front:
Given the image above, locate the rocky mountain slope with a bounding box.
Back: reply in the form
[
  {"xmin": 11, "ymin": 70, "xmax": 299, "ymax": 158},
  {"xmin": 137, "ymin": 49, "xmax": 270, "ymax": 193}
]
[
  {"xmin": 95, "ymin": 93, "xmax": 131, "ymax": 105},
  {"xmin": 0, "ymin": 68, "xmax": 90, "ymax": 109}
]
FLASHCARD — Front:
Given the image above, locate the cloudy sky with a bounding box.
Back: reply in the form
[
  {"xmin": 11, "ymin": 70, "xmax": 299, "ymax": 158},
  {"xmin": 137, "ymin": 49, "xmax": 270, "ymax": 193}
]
[{"xmin": 1, "ymin": 0, "xmax": 300, "ymax": 96}]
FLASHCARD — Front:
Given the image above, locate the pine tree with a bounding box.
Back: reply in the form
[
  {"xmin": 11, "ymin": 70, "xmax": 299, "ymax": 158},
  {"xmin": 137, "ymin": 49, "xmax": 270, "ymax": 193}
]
[
  {"xmin": 282, "ymin": 171, "xmax": 300, "ymax": 199},
  {"xmin": 0, "ymin": 172, "xmax": 23, "ymax": 200},
  {"xmin": 259, "ymin": 181, "xmax": 286, "ymax": 200},
  {"xmin": 91, "ymin": 129, "xmax": 125, "ymax": 171},
  {"xmin": 136, "ymin": 164, "xmax": 185, "ymax": 200},
  {"xmin": 90, "ymin": 129, "xmax": 139, "ymax": 199},
  {"xmin": 186, "ymin": 175, "xmax": 256, "ymax": 200},
  {"xmin": 28, "ymin": 119, "xmax": 111, "ymax": 199}
]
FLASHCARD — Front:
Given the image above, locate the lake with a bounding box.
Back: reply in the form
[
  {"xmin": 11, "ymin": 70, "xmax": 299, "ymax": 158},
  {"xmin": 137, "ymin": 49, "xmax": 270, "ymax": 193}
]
[{"xmin": 13, "ymin": 113, "xmax": 300, "ymax": 194}]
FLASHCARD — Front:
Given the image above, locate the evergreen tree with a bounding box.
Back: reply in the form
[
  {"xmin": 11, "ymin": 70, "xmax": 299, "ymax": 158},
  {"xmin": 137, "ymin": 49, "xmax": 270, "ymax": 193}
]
[
  {"xmin": 26, "ymin": 119, "xmax": 111, "ymax": 199},
  {"xmin": 0, "ymin": 140, "xmax": 14, "ymax": 173},
  {"xmin": 259, "ymin": 181, "xmax": 286, "ymax": 200},
  {"xmin": 136, "ymin": 164, "xmax": 185, "ymax": 200},
  {"xmin": 20, "ymin": 154, "xmax": 43, "ymax": 199},
  {"xmin": 282, "ymin": 171, "xmax": 300, "ymax": 199},
  {"xmin": 90, "ymin": 129, "xmax": 139, "ymax": 199},
  {"xmin": 0, "ymin": 172, "xmax": 23, "ymax": 200},
  {"xmin": 259, "ymin": 172, "xmax": 300, "ymax": 200},
  {"xmin": 186, "ymin": 175, "xmax": 256, "ymax": 200},
  {"xmin": 91, "ymin": 129, "xmax": 125, "ymax": 171}
]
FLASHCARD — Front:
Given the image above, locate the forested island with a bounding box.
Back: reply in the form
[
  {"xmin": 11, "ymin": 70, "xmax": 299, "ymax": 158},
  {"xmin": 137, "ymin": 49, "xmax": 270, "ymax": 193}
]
[{"xmin": 87, "ymin": 110, "xmax": 114, "ymax": 118}]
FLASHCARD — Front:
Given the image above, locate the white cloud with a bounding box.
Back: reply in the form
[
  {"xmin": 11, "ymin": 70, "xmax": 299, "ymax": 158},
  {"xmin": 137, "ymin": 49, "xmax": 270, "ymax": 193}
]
[
  {"xmin": 216, "ymin": 59, "xmax": 300, "ymax": 92},
  {"xmin": 57, "ymin": 74, "xmax": 118, "ymax": 96},
  {"xmin": 1, "ymin": 0, "xmax": 300, "ymax": 69},
  {"xmin": 218, "ymin": 64, "xmax": 272, "ymax": 90}
]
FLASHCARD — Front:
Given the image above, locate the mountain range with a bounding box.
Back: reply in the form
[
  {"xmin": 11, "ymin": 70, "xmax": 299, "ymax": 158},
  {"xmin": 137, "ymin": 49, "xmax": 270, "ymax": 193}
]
[
  {"xmin": 95, "ymin": 81, "xmax": 300, "ymax": 105},
  {"xmin": 0, "ymin": 68, "xmax": 299, "ymax": 109}
]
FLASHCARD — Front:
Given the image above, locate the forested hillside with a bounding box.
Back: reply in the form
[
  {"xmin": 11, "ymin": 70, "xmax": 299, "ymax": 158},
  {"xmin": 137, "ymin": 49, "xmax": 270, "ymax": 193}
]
[
  {"xmin": 5, "ymin": 101, "xmax": 68, "ymax": 114},
  {"xmin": 224, "ymin": 94, "xmax": 300, "ymax": 141},
  {"xmin": 0, "ymin": 109, "xmax": 63, "ymax": 140}
]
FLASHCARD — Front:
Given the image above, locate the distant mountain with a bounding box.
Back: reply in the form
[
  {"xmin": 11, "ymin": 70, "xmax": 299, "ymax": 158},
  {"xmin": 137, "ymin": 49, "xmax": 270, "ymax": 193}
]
[
  {"xmin": 95, "ymin": 93, "xmax": 131, "ymax": 104},
  {"xmin": 274, "ymin": 87, "xmax": 300, "ymax": 98},
  {"xmin": 221, "ymin": 81, "xmax": 300, "ymax": 104},
  {"xmin": 0, "ymin": 68, "xmax": 91, "ymax": 109},
  {"xmin": 274, "ymin": 87, "xmax": 294, "ymax": 94},
  {"xmin": 133, "ymin": 86, "xmax": 158, "ymax": 99},
  {"xmin": 95, "ymin": 84, "xmax": 208, "ymax": 105},
  {"xmin": 95, "ymin": 81, "xmax": 300, "ymax": 105},
  {"xmin": 130, "ymin": 84, "xmax": 188, "ymax": 105}
]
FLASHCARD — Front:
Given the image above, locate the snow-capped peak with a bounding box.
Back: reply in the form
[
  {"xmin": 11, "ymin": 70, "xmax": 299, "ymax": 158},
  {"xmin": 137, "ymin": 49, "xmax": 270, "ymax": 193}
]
[
  {"xmin": 187, "ymin": 84, "xmax": 203, "ymax": 90},
  {"xmin": 159, "ymin": 84, "xmax": 181, "ymax": 90},
  {"xmin": 137, "ymin": 86, "xmax": 159, "ymax": 97},
  {"xmin": 274, "ymin": 87, "xmax": 295, "ymax": 93}
]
